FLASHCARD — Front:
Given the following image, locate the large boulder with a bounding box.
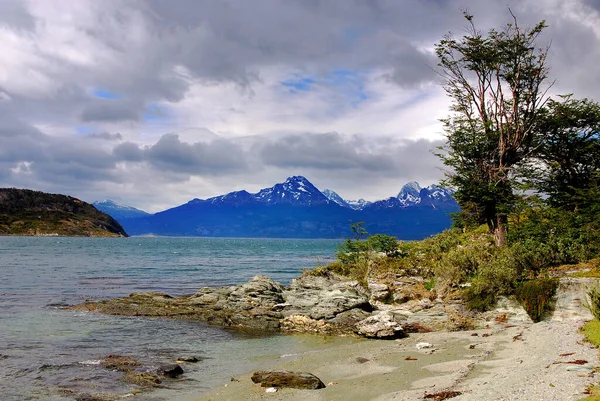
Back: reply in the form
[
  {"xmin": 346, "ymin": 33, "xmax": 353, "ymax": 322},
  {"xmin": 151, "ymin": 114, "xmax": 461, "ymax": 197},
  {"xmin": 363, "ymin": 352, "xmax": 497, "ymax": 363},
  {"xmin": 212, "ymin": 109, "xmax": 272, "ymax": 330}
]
[
  {"xmin": 355, "ymin": 311, "xmax": 404, "ymax": 339},
  {"xmin": 251, "ymin": 370, "xmax": 326, "ymax": 389},
  {"xmin": 282, "ymin": 274, "xmax": 371, "ymax": 320},
  {"xmin": 551, "ymin": 278, "xmax": 596, "ymax": 321}
]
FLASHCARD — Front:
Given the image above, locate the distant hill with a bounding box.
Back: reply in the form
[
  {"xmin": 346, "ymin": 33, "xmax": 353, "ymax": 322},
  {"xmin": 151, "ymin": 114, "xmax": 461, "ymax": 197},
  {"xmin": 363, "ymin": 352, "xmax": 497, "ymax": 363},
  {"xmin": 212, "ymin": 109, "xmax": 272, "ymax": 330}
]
[
  {"xmin": 93, "ymin": 199, "xmax": 150, "ymax": 220},
  {"xmin": 119, "ymin": 176, "xmax": 459, "ymax": 239},
  {"xmin": 0, "ymin": 188, "xmax": 128, "ymax": 237}
]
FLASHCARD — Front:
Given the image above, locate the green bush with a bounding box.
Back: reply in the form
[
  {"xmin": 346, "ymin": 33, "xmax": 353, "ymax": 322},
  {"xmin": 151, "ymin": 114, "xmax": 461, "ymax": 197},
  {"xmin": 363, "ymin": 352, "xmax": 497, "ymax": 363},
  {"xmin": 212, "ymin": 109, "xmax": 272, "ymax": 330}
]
[
  {"xmin": 515, "ymin": 278, "xmax": 559, "ymax": 322},
  {"xmin": 465, "ymin": 249, "xmax": 520, "ymax": 311},
  {"xmin": 588, "ymin": 284, "xmax": 600, "ymax": 321}
]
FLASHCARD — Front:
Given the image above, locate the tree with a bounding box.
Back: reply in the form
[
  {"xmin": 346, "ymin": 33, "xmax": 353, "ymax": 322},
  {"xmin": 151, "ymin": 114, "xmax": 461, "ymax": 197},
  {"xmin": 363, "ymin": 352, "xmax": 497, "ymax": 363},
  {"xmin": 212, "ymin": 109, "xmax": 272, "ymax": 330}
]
[
  {"xmin": 436, "ymin": 12, "xmax": 551, "ymax": 246},
  {"xmin": 530, "ymin": 96, "xmax": 600, "ymax": 212}
]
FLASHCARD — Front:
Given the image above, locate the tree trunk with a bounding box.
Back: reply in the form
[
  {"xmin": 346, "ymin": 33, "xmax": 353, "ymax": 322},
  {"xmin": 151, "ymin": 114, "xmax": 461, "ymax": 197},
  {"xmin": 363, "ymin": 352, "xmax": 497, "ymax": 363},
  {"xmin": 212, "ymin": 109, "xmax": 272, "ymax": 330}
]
[{"xmin": 493, "ymin": 215, "xmax": 508, "ymax": 247}]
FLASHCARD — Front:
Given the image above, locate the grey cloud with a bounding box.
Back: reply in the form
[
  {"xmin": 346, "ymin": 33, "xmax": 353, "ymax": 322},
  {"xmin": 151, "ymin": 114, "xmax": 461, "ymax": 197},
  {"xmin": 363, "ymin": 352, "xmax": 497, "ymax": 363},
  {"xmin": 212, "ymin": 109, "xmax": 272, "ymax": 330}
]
[
  {"xmin": 113, "ymin": 142, "xmax": 144, "ymax": 161},
  {"xmin": 111, "ymin": 134, "xmax": 249, "ymax": 175},
  {"xmin": 257, "ymin": 132, "xmax": 443, "ymax": 178},
  {"xmin": 88, "ymin": 132, "xmax": 123, "ymax": 140},
  {"xmin": 259, "ymin": 132, "xmax": 395, "ymax": 171},
  {"xmin": 145, "ymin": 134, "xmax": 248, "ymax": 174},
  {"xmin": 0, "ymin": 117, "xmax": 117, "ymax": 183},
  {"xmin": 80, "ymin": 100, "xmax": 141, "ymax": 122},
  {"xmin": 0, "ymin": 0, "xmax": 34, "ymax": 30}
]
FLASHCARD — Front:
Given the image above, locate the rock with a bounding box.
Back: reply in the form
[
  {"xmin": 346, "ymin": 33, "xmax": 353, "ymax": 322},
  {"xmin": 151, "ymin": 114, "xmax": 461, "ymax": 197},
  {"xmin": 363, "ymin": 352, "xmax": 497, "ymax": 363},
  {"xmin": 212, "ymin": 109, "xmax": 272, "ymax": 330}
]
[
  {"xmin": 328, "ymin": 308, "xmax": 372, "ymax": 333},
  {"xmin": 487, "ymin": 296, "xmax": 533, "ymax": 324},
  {"xmin": 229, "ymin": 275, "xmax": 285, "ymax": 305},
  {"xmin": 176, "ymin": 356, "xmax": 201, "ymax": 363},
  {"xmin": 551, "ymin": 278, "xmax": 597, "ymax": 321},
  {"xmin": 265, "ymin": 387, "xmax": 278, "ymax": 393},
  {"xmin": 280, "ymin": 315, "xmax": 332, "ymax": 334},
  {"xmin": 282, "ymin": 273, "xmax": 371, "ymax": 320},
  {"xmin": 120, "ymin": 371, "xmax": 162, "ymax": 387},
  {"xmin": 368, "ymin": 281, "xmax": 390, "ymax": 303},
  {"xmin": 355, "ymin": 311, "xmax": 404, "ymax": 339},
  {"xmin": 391, "ymin": 278, "xmax": 433, "ymax": 304},
  {"xmin": 356, "ymin": 357, "xmax": 370, "ymax": 364},
  {"xmin": 156, "ymin": 363, "xmax": 184, "ymax": 378},
  {"xmin": 416, "ymin": 342, "xmax": 433, "ymax": 349},
  {"xmin": 100, "ymin": 355, "xmax": 141, "ymax": 372},
  {"xmin": 251, "ymin": 370, "xmax": 326, "ymax": 389}
]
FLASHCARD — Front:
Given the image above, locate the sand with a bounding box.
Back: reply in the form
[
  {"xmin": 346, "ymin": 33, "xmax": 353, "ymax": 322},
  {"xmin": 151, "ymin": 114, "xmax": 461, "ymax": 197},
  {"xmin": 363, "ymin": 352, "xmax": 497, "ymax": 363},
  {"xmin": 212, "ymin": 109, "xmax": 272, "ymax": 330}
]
[{"xmin": 194, "ymin": 320, "xmax": 599, "ymax": 401}]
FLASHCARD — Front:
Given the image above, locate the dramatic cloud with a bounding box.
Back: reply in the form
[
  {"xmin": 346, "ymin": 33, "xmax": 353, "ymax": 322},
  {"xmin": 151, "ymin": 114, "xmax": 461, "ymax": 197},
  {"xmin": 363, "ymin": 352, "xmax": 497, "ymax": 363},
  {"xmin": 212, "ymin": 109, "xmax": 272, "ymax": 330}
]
[{"xmin": 0, "ymin": 0, "xmax": 598, "ymax": 211}]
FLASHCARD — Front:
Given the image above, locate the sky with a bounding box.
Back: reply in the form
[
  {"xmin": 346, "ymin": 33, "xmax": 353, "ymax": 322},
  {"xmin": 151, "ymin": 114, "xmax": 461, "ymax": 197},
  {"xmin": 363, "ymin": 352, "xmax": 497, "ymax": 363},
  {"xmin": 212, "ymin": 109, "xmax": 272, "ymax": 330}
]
[{"xmin": 1, "ymin": 0, "xmax": 600, "ymax": 212}]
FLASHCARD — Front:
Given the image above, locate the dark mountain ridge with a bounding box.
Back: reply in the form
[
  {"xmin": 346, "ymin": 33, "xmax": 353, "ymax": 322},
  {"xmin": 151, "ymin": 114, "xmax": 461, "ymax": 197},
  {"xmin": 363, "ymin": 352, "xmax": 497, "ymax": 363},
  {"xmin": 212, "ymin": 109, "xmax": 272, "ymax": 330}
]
[{"xmin": 0, "ymin": 188, "xmax": 128, "ymax": 237}]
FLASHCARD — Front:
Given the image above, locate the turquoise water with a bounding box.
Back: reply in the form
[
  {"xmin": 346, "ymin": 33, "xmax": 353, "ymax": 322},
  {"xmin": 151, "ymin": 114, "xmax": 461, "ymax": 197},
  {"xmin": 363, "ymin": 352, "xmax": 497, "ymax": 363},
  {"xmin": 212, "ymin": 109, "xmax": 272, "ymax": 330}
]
[{"xmin": 0, "ymin": 237, "xmax": 346, "ymax": 400}]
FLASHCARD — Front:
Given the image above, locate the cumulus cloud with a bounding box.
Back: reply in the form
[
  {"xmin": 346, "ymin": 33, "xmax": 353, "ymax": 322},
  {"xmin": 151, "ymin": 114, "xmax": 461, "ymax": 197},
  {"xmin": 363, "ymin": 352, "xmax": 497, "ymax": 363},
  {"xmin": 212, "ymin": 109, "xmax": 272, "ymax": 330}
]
[{"xmin": 0, "ymin": 0, "xmax": 598, "ymax": 211}]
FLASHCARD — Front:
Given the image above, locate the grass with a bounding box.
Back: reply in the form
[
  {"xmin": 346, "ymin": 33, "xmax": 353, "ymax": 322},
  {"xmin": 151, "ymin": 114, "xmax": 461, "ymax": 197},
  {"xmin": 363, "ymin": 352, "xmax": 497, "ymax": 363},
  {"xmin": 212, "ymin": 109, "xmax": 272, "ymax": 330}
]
[{"xmin": 579, "ymin": 319, "xmax": 600, "ymax": 401}]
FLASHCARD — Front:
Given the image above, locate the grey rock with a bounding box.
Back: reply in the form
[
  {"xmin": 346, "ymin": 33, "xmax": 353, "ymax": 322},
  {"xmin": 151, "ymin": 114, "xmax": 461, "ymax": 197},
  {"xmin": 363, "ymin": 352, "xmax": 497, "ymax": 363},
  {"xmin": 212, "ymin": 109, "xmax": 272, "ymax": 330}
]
[
  {"xmin": 282, "ymin": 274, "xmax": 371, "ymax": 320},
  {"xmin": 551, "ymin": 278, "xmax": 597, "ymax": 321},
  {"xmin": 368, "ymin": 281, "xmax": 390, "ymax": 303},
  {"xmin": 251, "ymin": 370, "xmax": 326, "ymax": 389},
  {"xmin": 355, "ymin": 311, "xmax": 404, "ymax": 339},
  {"xmin": 157, "ymin": 363, "xmax": 184, "ymax": 378}
]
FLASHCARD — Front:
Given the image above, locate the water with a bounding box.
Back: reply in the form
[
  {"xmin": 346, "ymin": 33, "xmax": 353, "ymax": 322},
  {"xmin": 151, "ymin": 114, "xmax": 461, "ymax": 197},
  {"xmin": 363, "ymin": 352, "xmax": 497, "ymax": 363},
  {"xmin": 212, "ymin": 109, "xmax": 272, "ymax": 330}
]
[{"xmin": 0, "ymin": 237, "xmax": 350, "ymax": 400}]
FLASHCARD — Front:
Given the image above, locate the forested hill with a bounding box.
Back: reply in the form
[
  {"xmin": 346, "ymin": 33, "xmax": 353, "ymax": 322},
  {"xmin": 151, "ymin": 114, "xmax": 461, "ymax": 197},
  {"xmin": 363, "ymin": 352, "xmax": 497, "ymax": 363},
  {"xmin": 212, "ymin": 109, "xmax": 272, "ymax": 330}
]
[{"xmin": 0, "ymin": 188, "xmax": 128, "ymax": 237}]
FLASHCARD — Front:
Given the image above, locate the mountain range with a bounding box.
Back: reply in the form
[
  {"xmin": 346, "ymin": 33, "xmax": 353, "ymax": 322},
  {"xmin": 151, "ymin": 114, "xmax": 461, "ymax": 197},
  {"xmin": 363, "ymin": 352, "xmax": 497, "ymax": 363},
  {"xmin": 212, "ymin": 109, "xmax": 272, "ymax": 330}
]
[{"xmin": 94, "ymin": 176, "xmax": 459, "ymax": 239}]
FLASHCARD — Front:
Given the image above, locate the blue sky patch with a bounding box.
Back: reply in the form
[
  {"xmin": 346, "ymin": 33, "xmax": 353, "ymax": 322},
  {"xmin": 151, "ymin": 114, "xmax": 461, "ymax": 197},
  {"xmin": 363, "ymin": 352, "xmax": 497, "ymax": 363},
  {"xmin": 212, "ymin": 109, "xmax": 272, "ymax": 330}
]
[
  {"xmin": 281, "ymin": 76, "xmax": 316, "ymax": 93},
  {"xmin": 92, "ymin": 88, "xmax": 123, "ymax": 99},
  {"xmin": 281, "ymin": 69, "xmax": 369, "ymax": 106},
  {"xmin": 143, "ymin": 103, "xmax": 169, "ymax": 123},
  {"xmin": 75, "ymin": 126, "xmax": 93, "ymax": 135}
]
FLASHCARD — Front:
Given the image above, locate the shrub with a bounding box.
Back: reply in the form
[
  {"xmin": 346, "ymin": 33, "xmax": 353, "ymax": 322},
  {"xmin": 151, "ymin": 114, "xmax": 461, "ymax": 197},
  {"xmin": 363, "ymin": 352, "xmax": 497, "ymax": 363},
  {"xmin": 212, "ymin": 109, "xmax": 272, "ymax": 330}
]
[
  {"xmin": 515, "ymin": 278, "xmax": 559, "ymax": 322},
  {"xmin": 465, "ymin": 249, "xmax": 520, "ymax": 311},
  {"xmin": 588, "ymin": 284, "xmax": 600, "ymax": 321}
]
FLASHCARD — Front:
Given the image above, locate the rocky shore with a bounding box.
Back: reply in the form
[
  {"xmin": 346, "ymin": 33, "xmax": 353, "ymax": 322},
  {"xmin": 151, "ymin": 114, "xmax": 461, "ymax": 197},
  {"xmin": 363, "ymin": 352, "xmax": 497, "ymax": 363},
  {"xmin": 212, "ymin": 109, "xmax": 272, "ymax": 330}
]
[
  {"xmin": 71, "ymin": 273, "xmax": 596, "ymax": 339},
  {"xmin": 69, "ymin": 272, "xmax": 600, "ymax": 400}
]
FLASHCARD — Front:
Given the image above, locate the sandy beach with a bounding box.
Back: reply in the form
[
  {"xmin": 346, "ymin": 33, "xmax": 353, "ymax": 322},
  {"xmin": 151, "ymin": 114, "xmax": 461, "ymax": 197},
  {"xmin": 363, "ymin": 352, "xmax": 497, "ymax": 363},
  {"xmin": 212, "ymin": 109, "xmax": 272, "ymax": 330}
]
[{"xmin": 196, "ymin": 320, "xmax": 598, "ymax": 401}]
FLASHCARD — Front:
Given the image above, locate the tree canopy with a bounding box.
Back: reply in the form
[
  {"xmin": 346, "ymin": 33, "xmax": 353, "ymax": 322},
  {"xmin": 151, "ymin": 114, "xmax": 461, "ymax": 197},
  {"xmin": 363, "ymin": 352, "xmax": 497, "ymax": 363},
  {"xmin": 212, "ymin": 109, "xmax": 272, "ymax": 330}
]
[{"xmin": 436, "ymin": 12, "xmax": 551, "ymax": 246}]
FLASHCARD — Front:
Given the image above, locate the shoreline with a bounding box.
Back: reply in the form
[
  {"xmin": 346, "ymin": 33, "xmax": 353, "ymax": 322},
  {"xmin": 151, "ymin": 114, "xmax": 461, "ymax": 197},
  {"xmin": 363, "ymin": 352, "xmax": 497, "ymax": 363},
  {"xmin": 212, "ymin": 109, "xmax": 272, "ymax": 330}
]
[{"xmin": 193, "ymin": 320, "xmax": 598, "ymax": 401}]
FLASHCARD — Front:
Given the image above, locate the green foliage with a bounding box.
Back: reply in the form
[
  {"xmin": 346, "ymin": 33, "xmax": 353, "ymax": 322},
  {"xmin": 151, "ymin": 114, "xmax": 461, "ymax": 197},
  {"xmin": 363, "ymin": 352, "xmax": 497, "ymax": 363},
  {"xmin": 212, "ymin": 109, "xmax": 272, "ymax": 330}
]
[
  {"xmin": 529, "ymin": 96, "xmax": 600, "ymax": 212},
  {"xmin": 436, "ymin": 12, "xmax": 550, "ymax": 245},
  {"xmin": 581, "ymin": 319, "xmax": 600, "ymax": 348},
  {"xmin": 464, "ymin": 248, "xmax": 520, "ymax": 311},
  {"xmin": 515, "ymin": 278, "xmax": 559, "ymax": 322},
  {"xmin": 368, "ymin": 233, "xmax": 401, "ymax": 257},
  {"xmin": 509, "ymin": 203, "xmax": 600, "ymax": 272},
  {"xmin": 587, "ymin": 284, "xmax": 600, "ymax": 321}
]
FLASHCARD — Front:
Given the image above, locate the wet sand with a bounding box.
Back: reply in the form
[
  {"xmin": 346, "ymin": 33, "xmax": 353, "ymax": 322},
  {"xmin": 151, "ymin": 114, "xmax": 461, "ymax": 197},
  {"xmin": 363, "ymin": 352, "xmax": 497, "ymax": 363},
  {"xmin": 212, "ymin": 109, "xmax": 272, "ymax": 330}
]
[{"xmin": 194, "ymin": 321, "xmax": 598, "ymax": 401}]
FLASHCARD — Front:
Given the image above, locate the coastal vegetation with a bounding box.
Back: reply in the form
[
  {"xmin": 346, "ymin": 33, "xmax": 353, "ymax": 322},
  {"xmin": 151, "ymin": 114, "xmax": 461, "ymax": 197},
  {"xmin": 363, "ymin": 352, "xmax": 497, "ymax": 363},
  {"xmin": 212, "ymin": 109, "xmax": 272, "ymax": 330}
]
[
  {"xmin": 0, "ymin": 188, "xmax": 128, "ymax": 237},
  {"xmin": 310, "ymin": 12, "xmax": 600, "ymax": 320}
]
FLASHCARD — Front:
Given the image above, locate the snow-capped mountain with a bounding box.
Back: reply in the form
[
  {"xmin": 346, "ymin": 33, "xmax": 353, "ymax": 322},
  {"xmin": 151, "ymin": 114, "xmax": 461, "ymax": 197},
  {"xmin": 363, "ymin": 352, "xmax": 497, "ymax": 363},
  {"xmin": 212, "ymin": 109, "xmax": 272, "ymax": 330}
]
[
  {"xmin": 397, "ymin": 181, "xmax": 422, "ymax": 206},
  {"xmin": 186, "ymin": 176, "xmax": 331, "ymax": 207},
  {"xmin": 322, "ymin": 189, "xmax": 350, "ymax": 208},
  {"xmin": 207, "ymin": 190, "xmax": 256, "ymax": 206},
  {"xmin": 116, "ymin": 176, "xmax": 459, "ymax": 239},
  {"xmin": 346, "ymin": 198, "xmax": 372, "ymax": 210},
  {"xmin": 254, "ymin": 176, "xmax": 330, "ymax": 206},
  {"xmin": 92, "ymin": 200, "xmax": 150, "ymax": 220}
]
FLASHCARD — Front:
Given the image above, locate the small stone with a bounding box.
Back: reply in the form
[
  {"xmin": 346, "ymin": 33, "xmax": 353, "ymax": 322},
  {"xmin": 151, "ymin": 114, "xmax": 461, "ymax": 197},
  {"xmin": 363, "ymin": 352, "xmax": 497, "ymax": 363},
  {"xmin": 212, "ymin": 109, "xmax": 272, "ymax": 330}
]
[
  {"xmin": 356, "ymin": 357, "xmax": 370, "ymax": 364},
  {"xmin": 265, "ymin": 387, "xmax": 278, "ymax": 393},
  {"xmin": 416, "ymin": 342, "xmax": 433, "ymax": 349}
]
